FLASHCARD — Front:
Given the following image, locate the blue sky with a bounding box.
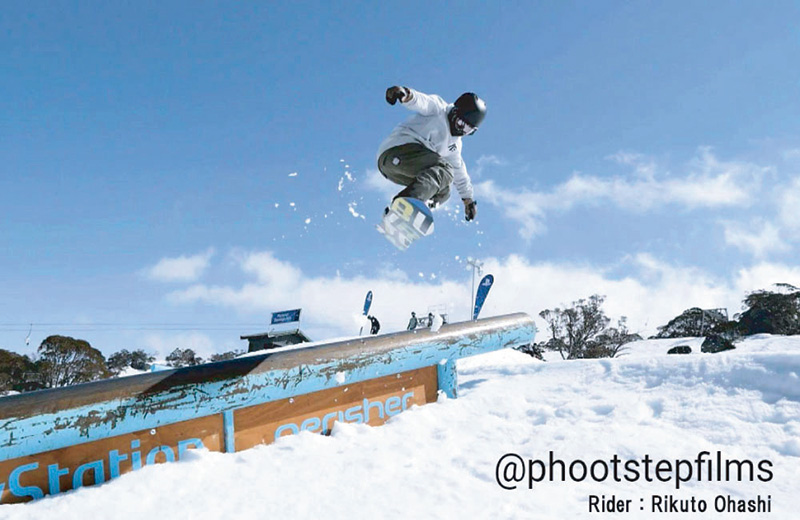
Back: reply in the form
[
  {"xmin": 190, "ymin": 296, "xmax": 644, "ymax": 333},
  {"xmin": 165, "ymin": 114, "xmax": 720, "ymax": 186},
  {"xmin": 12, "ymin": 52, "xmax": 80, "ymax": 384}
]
[{"xmin": 2, "ymin": 1, "xmax": 800, "ymax": 358}]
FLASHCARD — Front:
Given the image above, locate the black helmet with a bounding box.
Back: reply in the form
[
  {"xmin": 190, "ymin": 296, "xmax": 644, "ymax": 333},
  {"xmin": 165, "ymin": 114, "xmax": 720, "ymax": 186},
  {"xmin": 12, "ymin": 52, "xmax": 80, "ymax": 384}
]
[{"xmin": 449, "ymin": 92, "xmax": 486, "ymax": 136}]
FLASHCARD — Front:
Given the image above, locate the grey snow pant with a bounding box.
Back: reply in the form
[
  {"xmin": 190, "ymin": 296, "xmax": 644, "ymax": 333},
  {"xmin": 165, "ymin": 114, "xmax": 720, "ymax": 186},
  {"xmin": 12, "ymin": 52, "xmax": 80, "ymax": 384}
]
[{"xmin": 377, "ymin": 143, "xmax": 453, "ymax": 205}]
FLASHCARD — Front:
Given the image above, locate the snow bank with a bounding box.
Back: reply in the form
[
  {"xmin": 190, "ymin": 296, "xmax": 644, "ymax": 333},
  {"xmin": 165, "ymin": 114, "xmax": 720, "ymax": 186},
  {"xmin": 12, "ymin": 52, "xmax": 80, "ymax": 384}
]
[{"xmin": 6, "ymin": 336, "xmax": 798, "ymax": 519}]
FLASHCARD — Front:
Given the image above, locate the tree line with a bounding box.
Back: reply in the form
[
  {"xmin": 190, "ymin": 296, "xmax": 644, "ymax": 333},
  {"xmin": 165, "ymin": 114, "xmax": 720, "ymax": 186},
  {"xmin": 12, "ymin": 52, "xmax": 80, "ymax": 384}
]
[
  {"xmin": 519, "ymin": 284, "xmax": 800, "ymax": 360},
  {"xmin": 0, "ymin": 339, "xmax": 242, "ymax": 394}
]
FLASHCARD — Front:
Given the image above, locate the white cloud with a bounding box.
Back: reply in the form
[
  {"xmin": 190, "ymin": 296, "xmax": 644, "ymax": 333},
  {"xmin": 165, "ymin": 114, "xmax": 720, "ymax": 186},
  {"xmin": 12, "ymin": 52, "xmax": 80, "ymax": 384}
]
[
  {"xmin": 606, "ymin": 151, "xmax": 657, "ymax": 179},
  {"xmin": 677, "ymin": 147, "xmax": 765, "ymax": 205},
  {"xmin": 474, "ymin": 253, "xmax": 737, "ymax": 336},
  {"xmin": 472, "ymin": 155, "xmax": 507, "ymax": 179},
  {"xmin": 475, "ymin": 147, "xmax": 767, "ymax": 239},
  {"xmin": 239, "ymin": 251, "xmax": 303, "ymax": 288},
  {"xmin": 474, "ymin": 180, "xmax": 547, "ymax": 239},
  {"xmin": 459, "ymin": 253, "xmax": 800, "ymax": 336},
  {"xmin": 732, "ymin": 263, "xmax": 800, "ymax": 298},
  {"xmin": 162, "ymin": 249, "xmax": 800, "ymax": 341},
  {"xmin": 778, "ymin": 176, "xmax": 800, "ymax": 235},
  {"xmin": 363, "ymin": 168, "xmax": 397, "ymax": 201},
  {"xmin": 722, "ymin": 220, "xmax": 789, "ymax": 258},
  {"xmin": 167, "ymin": 251, "xmax": 469, "ymax": 337},
  {"xmin": 144, "ymin": 249, "xmax": 215, "ymax": 283}
]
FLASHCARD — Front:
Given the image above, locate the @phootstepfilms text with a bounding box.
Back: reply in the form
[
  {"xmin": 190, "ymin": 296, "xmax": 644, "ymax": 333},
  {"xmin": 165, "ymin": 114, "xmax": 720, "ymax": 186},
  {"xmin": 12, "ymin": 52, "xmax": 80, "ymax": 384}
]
[{"xmin": 495, "ymin": 451, "xmax": 774, "ymax": 514}]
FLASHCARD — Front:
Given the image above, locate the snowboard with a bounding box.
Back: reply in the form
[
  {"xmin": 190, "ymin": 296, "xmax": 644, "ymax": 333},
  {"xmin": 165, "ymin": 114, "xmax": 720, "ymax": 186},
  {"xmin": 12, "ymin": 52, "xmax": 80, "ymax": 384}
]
[{"xmin": 377, "ymin": 197, "xmax": 434, "ymax": 250}]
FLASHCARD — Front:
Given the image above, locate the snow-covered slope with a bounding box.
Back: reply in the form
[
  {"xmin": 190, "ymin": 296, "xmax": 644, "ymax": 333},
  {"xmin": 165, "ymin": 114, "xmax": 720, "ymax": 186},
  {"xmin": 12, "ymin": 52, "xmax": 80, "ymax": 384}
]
[
  {"xmin": 6, "ymin": 336, "xmax": 799, "ymax": 519},
  {"xmin": 618, "ymin": 334, "xmax": 800, "ymax": 358}
]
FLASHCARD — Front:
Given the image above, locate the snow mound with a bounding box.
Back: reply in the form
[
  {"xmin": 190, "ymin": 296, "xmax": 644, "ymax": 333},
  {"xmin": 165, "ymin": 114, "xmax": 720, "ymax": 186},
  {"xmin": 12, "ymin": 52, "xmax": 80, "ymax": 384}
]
[{"xmin": 8, "ymin": 336, "xmax": 799, "ymax": 519}]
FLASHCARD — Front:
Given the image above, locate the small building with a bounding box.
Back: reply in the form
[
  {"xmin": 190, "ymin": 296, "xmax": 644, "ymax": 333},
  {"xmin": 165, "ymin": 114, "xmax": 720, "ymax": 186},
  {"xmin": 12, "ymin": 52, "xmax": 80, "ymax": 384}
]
[{"xmin": 240, "ymin": 329, "xmax": 313, "ymax": 353}]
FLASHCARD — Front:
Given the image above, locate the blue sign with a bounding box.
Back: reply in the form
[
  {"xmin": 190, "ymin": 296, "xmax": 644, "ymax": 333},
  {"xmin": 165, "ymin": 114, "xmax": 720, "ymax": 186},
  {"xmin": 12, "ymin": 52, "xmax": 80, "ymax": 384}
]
[
  {"xmin": 271, "ymin": 309, "xmax": 301, "ymax": 325},
  {"xmin": 472, "ymin": 274, "xmax": 494, "ymax": 320},
  {"xmin": 363, "ymin": 291, "xmax": 373, "ymax": 316}
]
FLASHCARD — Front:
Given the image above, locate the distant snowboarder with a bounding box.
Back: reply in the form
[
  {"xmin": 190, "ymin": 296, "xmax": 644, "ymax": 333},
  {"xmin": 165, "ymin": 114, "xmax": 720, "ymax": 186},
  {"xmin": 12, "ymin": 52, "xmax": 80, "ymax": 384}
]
[
  {"xmin": 368, "ymin": 315, "xmax": 380, "ymax": 335},
  {"xmin": 377, "ymin": 86, "xmax": 486, "ymax": 232},
  {"xmin": 407, "ymin": 312, "xmax": 418, "ymax": 331}
]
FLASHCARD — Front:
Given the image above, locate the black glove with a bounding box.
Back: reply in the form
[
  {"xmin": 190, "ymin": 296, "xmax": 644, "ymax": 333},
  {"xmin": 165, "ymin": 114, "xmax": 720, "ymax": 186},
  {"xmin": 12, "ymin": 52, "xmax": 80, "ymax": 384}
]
[
  {"xmin": 386, "ymin": 86, "xmax": 410, "ymax": 105},
  {"xmin": 463, "ymin": 198, "xmax": 477, "ymax": 221}
]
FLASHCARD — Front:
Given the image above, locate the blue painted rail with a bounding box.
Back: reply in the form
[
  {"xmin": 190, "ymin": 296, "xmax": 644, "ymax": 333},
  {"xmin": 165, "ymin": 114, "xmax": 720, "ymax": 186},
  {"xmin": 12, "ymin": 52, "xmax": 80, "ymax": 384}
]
[{"xmin": 0, "ymin": 312, "xmax": 535, "ymax": 503}]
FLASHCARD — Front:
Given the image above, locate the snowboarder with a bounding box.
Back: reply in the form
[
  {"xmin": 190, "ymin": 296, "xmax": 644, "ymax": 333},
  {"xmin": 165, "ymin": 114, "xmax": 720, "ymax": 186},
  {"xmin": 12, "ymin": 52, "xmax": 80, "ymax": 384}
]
[
  {"xmin": 407, "ymin": 312, "xmax": 418, "ymax": 331},
  {"xmin": 377, "ymin": 86, "xmax": 486, "ymax": 221},
  {"xmin": 368, "ymin": 315, "xmax": 380, "ymax": 335}
]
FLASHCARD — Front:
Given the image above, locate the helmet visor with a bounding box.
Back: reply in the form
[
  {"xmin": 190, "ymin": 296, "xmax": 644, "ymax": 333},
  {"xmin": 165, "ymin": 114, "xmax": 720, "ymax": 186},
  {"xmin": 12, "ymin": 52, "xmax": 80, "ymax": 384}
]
[{"xmin": 453, "ymin": 112, "xmax": 477, "ymax": 136}]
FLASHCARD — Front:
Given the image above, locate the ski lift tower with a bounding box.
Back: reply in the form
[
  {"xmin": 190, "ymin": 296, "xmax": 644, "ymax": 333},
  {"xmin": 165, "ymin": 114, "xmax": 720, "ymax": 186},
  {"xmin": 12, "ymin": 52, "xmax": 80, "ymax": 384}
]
[{"xmin": 466, "ymin": 257, "xmax": 484, "ymax": 320}]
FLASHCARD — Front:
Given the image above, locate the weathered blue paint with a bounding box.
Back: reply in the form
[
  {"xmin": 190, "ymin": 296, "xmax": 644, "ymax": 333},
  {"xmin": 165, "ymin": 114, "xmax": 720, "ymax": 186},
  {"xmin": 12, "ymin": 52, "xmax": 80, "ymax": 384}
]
[
  {"xmin": 0, "ymin": 313, "xmax": 535, "ymax": 462},
  {"xmin": 436, "ymin": 359, "xmax": 458, "ymax": 399},
  {"xmin": 223, "ymin": 410, "xmax": 235, "ymax": 453}
]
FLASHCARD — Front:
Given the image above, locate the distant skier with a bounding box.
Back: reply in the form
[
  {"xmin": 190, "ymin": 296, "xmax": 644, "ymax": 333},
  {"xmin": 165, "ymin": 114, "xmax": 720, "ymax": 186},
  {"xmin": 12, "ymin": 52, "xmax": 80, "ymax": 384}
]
[
  {"xmin": 377, "ymin": 86, "xmax": 486, "ymax": 221},
  {"xmin": 427, "ymin": 312, "xmax": 434, "ymax": 327},
  {"xmin": 407, "ymin": 312, "xmax": 418, "ymax": 331},
  {"xmin": 368, "ymin": 315, "xmax": 381, "ymax": 335}
]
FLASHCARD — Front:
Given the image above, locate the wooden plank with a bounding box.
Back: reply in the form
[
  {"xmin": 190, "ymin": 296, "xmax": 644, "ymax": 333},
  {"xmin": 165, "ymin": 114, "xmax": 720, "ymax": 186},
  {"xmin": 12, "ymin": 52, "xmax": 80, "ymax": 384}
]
[
  {"xmin": 234, "ymin": 366, "xmax": 438, "ymax": 450},
  {"xmin": 0, "ymin": 414, "xmax": 223, "ymax": 504},
  {"xmin": 0, "ymin": 367, "xmax": 440, "ymax": 503}
]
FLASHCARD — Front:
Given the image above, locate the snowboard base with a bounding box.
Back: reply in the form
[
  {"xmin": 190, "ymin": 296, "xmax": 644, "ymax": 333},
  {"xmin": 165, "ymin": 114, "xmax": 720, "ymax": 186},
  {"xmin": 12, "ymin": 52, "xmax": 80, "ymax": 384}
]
[{"xmin": 377, "ymin": 197, "xmax": 434, "ymax": 251}]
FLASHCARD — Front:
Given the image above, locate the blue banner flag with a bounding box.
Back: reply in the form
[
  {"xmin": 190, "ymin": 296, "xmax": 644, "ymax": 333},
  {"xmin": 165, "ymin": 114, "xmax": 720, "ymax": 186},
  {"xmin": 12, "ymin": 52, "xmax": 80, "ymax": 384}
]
[
  {"xmin": 472, "ymin": 274, "xmax": 494, "ymax": 320},
  {"xmin": 271, "ymin": 309, "xmax": 302, "ymax": 325},
  {"xmin": 363, "ymin": 291, "xmax": 373, "ymax": 316}
]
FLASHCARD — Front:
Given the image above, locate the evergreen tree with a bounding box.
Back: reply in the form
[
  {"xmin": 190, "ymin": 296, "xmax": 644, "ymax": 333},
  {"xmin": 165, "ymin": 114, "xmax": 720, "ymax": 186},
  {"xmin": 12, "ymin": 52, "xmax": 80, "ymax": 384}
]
[
  {"xmin": 654, "ymin": 307, "xmax": 729, "ymax": 338},
  {"xmin": 129, "ymin": 349, "xmax": 154, "ymax": 370},
  {"xmin": 738, "ymin": 284, "xmax": 800, "ymax": 335},
  {"xmin": 106, "ymin": 349, "xmax": 155, "ymax": 374},
  {"xmin": 165, "ymin": 348, "xmax": 203, "ymax": 367},
  {"xmin": 537, "ymin": 295, "xmax": 638, "ymax": 359},
  {"xmin": 209, "ymin": 350, "xmax": 243, "ymax": 362},
  {"xmin": 0, "ymin": 349, "xmax": 41, "ymax": 393},
  {"xmin": 37, "ymin": 335, "xmax": 109, "ymax": 388}
]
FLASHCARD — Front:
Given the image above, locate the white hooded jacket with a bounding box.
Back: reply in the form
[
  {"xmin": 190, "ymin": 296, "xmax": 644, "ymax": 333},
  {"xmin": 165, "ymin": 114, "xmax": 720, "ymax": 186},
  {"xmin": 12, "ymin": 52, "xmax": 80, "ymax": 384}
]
[{"xmin": 377, "ymin": 89, "xmax": 474, "ymax": 200}]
